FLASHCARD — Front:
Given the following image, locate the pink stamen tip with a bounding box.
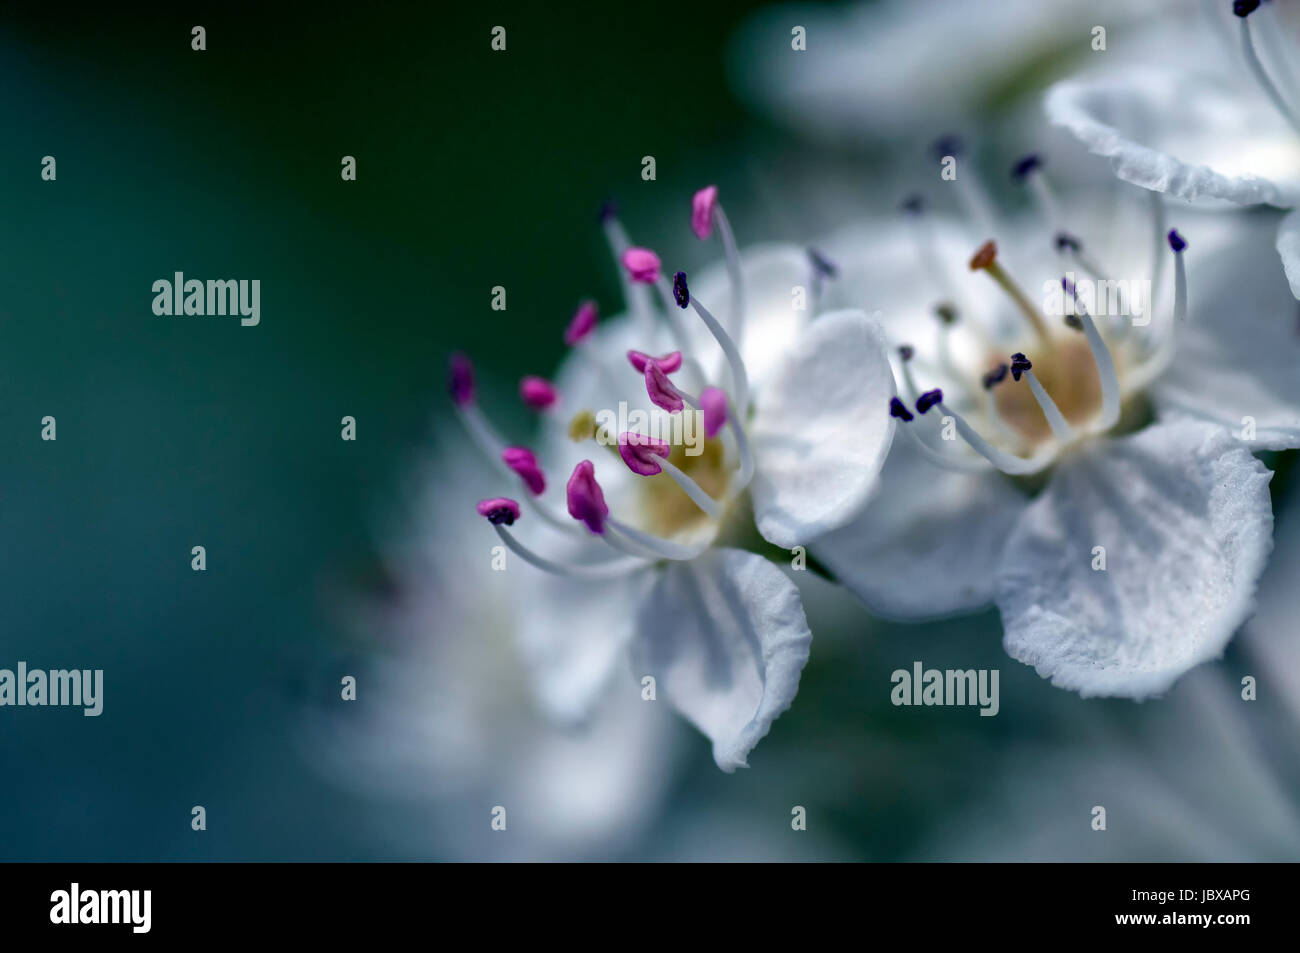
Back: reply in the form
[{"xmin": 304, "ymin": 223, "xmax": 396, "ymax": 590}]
[
  {"xmin": 449, "ymin": 352, "xmax": 476, "ymax": 407},
  {"xmin": 566, "ymin": 460, "xmax": 609, "ymax": 534},
  {"xmin": 618, "ymin": 431, "xmax": 671, "ymax": 476},
  {"xmin": 644, "ymin": 362, "xmax": 684, "ymax": 413},
  {"xmin": 519, "ymin": 375, "xmax": 558, "ymax": 410},
  {"xmin": 564, "ymin": 300, "xmax": 598, "ymax": 346},
  {"xmin": 502, "ymin": 446, "xmax": 546, "ymax": 496},
  {"xmin": 622, "ymin": 247, "xmax": 661, "ymax": 284},
  {"xmin": 691, "ymin": 185, "xmax": 718, "ymax": 240},
  {"xmin": 476, "ymin": 497, "xmax": 520, "ymax": 526},
  {"xmin": 626, "ymin": 349, "xmax": 684, "ymax": 374},
  {"xmin": 700, "ymin": 386, "xmax": 728, "ymax": 438}
]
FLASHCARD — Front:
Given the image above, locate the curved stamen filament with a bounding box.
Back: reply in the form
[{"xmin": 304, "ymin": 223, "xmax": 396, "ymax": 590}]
[
  {"xmin": 971, "ymin": 243, "xmax": 1051, "ymax": 346},
  {"xmin": 653, "ymin": 456, "xmax": 724, "ymax": 519},
  {"xmin": 606, "ymin": 516, "xmax": 711, "ymax": 561},
  {"xmin": 900, "ymin": 420, "xmax": 992, "ymax": 473},
  {"xmin": 714, "ymin": 203, "xmax": 745, "ymax": 342},
  {"xmin": 457, "ymin": 404, "xmax": 508, "ymax": 465},
  {"xmin": 521, "ymin": 492, "xmax": 591, "ymax": 537},
  {"xmin": 1063, "ymin": 247, "xmax": 1135, "ymax": 333},
  {"xmin": 1076, "ymin": 310, "xmax": 1121, "ymax": 431},
  {"xmin": 1025, "ymin": 169, "xmax": 1062, "ymax": 235},
  {"xmin": 1239, "ymin": 14, "xmax": 1300, "ymax": 137},
  {"xmin": 725, "ymin": 395, "xmax": 756, "ymax": 493},
  {"xmin": 493, "ymin": 524, "xmax": 648, "ymax": 578},
  {"xmin": 1147, "ymin": 192, "xmax": 1167, "ymax": 318},
  {"xmin": 903, "ymin": 204, "xmax": 964, "ymax": 309},
  {"xmin": 678, "ymin": 284, "xmax": 751, "ymax": 418},
  {"xmin": 955, "ymin": 170, "xmax": 999, "ymax": 240},
  {"xmin": 1023, "ymin": 370, "xmax": 1074, "ymax": 442},
  {"xmin": 939, "ymin": 402, "xmax": 1053, "ymax": 475},
  {"xmin": 603, "ymin": 209, "xmax": 654, "ymax": 327},
  {"xmin": 1128, "ymin": 233, "xmax": 1189, "ymax": 390}
]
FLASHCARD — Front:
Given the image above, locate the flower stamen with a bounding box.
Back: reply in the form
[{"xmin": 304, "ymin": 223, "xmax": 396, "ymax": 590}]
[{"xmin": 969, "ymin": 241, "xmax": 1051, "ymax": 346}]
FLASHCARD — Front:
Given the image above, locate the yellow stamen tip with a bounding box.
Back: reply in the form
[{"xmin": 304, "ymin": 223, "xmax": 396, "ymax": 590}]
[{"xmin": 568, "ymin": 410, "xmax": 597, "ymax": 442}]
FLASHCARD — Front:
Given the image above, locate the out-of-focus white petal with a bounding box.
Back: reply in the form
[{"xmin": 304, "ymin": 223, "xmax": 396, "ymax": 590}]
[
  {"xmin": 1277, "ymin": 207, "xmax": 1300, "ymax": 299},
  {"xmin": 1046, "ymin": 69, "xmax": 1300, "ymax": 207},
  {"xmin": 997, "ymin": 420, "xmax": 1273, "ymax": 698},
  {"xmin": 1153, "ymin": 210, "xmax": 1300, "ymax": 448},
  {"xmin": 727, "ymin": 0, "xmax": 1175, "ymax": 142},
  {"xmin": 814, "ymin": 438, "xmax": 1027, "ymax": 619},
  {"xmin": 630, "ymin": 548, "xmax": 812, "ymax": 772},
  {"xmin": 689, "ymin": 243, "xmax": 812, "ymax": 390},
  {"xmin": 513, "ymin": 562, "xmax": 655, "ymax": 724},
  {"xmin": 749, "ymin": 309, "xmax": 896, "ymax": 547}
]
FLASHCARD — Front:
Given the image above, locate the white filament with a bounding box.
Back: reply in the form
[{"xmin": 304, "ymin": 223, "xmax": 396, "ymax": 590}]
[
  {"xmin": 1076, "ymin": 312, "xmax": 1122, "ymax": 431},
  {"xmin": 940, "ymin": 402, "xmax": 1054, "ymax": 475},
  {"xmin": 1240, "ymin": 17, "xmax": 1300, "ymax": 137},
  {"xmin": 687, "ymin": 294, "xmax": 751, "ymax": 418},
  {"xmin": 655, "ymin": 456, "xmax": 724, "ymax": 519},
  {"xmin": 604, "ymin": 215, "xmax": 654, "ymax": 328},
  {"xmin": 1023, "ymin": 370, "xmax": 1074, "ymax": 442},
  {"xmin": 714, "ymin": 203, "xmax": 745, "ymax": 344},
  {"xmin": 493, "ymin": 524, "xmax": 646, "ymax": 578},
  {"xmin": 606, "ymin": 517, "xmax": 710, "ymax": 561}
]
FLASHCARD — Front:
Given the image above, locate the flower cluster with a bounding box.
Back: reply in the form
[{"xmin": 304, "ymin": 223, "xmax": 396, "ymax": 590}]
[{"xmin": 431, "ymin": 0, "xmax": 1300, "ymax": 776}]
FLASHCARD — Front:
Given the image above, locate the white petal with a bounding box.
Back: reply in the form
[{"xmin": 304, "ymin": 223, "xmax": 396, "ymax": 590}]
[
  {"xmin": 749, "ymin": 309, "xmax": 896, "ymax": 547},
  {"xmin": 514, "ymin": 564, "xmax": 655, "ymax": 724},
  {"xmin": 1152, "ymin": 210, "xmax": 1300, "ymax": 449},
  {"xmin": 629, "ymin": 548, "xmax": 811, "ymax": 772},
  {"xmin": 727, "ymin": 0, "xmax": 1169, "ymax": 141},
  {"xmin": 1278, "ymin": 206, "xmax": 1300, "ymax": 300},
  {"xmin": 997, "ymin": 420, "xmax": 1274, "ymax": 698},
  {"xmin": 688, "ymin": 243, "xmax": 812, "ymax": 390},
  {"xmin": 1046, "ymin": 69, "xmax": 1300, "ymax": 207},
  {"xmin": 814, "ymin": 438, "xmax": 1027, "ymax": 620}
]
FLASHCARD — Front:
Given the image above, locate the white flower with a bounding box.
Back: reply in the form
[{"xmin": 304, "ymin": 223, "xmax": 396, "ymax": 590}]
[
  {"xmin": 309, "ymin": 447, "xmax": 681, "ymax": 861},
  {"xmin": 918, "ymin": 505, "xmax": 1300, "ymax": 861},
  {"xmin": 811, "ymin": 155, "xmax": 1298, "ymax": 698},
  {"xmin": 1047, "ymin": 0, "xmax": 1300, "ymax": 297},
  {"xmin": 452, "ymin": 189, "xmax": 897, "ymax": 770},
  {"xmin": 726, "ymin": 0, "xmax": 1180, "ymax": 146}
]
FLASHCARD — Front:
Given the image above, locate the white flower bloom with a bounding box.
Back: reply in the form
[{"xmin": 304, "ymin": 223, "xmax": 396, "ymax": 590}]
[
  {"xmin": 453, "ymin": 189, "xmax": 897, "ymax": 770},
  {"xmin": 811, "ymin": 156, "xmax": 1297, "ymax": 697},
  {"xmin": 1047, "ymin": 0, "xmax": 1300, "ymax": 297},
  {"xmin": 309, "ymin": 447, "xmax": 681, "ymax": 861},
  {"xmin": 727, "ymin": 0, "xmax": 1180, "ymax": 145},
  {"xmin": 918, "ymin": 505, "xmax": 1300, "ymax": 861}
]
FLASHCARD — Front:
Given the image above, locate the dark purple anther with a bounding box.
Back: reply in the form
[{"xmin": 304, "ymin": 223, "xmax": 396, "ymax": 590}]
[
  {"xmin": 981, "ymin": 363, "xmax": 1009, "ymax": 390},
  {"xmin": 931, "ymin": 134, "xmax": 964, "ymax": 160},
  {"xmin": 1011, "ymin": 154, "xmax": 1042, "ymax": 182},
  {"xmin": 808, "ymin": 247, "xmax": 839, "ymax": 278},
  {"xmin": 889, "ymin": 397, "xmax": 914, "ymax": 422},
  {"xmin": 1009, "ymin": 353, "xmax": 1032, "ymax": 382},
  {"xmin": 476, "ymin": 497, "xmax": 520, "ymax": 526},
  {"xmin": 916, "ymin": 389, "xmax": 944, "ymax": 414},
  {"xmin": 449, "ymin": 352, "xmax": 475, "ymax": 407},
  {"xmin": 1168, "ymin": 229, "xmax": 1187, "ymax": 253},
  {"xmin": 900, "ymin": 194, "xmax": 925, "ymax": 216},
  {"xmin": 672, "ymin": 271, "xmax": 690, "ymax": 309}
]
